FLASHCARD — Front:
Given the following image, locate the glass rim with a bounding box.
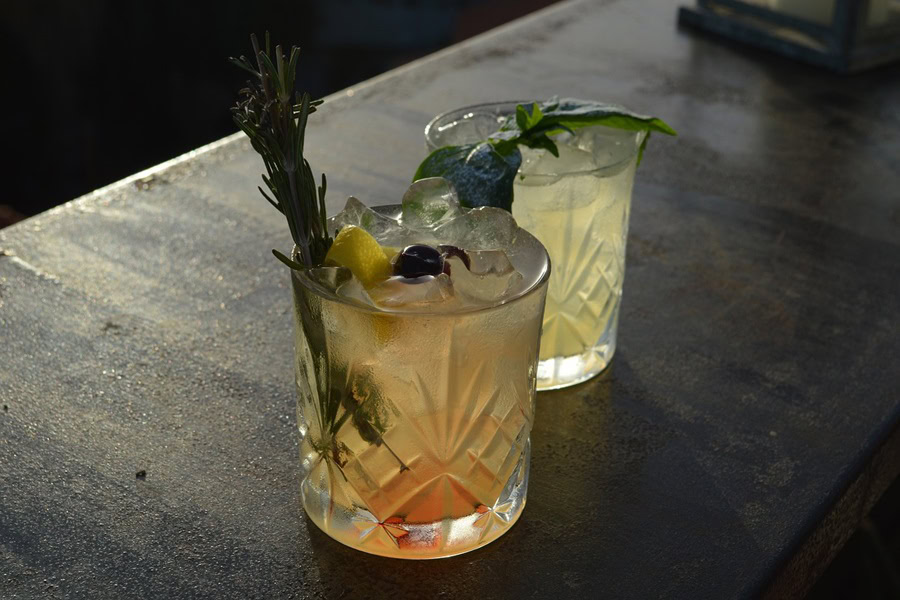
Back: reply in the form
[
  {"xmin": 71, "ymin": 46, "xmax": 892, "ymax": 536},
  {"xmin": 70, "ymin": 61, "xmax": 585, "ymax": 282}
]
[
  {"xmin": 291, "ymin": 205, "xmax": 551, "ymax": 318},
  {"xmin": 424, "ymin": 100, "xmax": 646, "ymax": 178}
]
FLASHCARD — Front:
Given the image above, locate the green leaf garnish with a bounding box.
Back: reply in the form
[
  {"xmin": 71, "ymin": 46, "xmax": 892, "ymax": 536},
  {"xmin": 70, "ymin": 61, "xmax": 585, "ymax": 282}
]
[
  {"xmin": 499, "ymin": 98, "xmax": 677, "ymax": 139},
  {"xmin": 272, "ymin": 248, "xmax": 307, "ymax": 270},
  {"xmin": 415, "ymin": 97, "xmax": 676, "ymax": 211},
  {"xmin": 516, "ymin": 102, "xmax": 544, "ymax": 131}
]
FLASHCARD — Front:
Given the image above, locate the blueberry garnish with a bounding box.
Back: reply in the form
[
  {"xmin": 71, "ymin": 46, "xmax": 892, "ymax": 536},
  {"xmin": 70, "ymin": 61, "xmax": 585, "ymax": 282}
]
[{"xmin": 394, "ymin": 244, "xmax": 444, "ymax": 279}]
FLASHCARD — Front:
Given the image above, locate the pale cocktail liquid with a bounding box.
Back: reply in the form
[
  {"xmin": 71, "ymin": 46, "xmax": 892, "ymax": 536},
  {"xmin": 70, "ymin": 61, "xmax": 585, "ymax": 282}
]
[{"xmin": 513, "ymin": 129, "xmax": 640, "ymax": 389}]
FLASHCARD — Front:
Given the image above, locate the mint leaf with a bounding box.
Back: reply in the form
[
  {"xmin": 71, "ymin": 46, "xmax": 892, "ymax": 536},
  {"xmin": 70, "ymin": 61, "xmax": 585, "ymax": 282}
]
[
  {"xmin": 515, "ymin": 104, "xmax": 530, "ymax": 131},
  {"xmin": 638, "ymin": 132, "xmax": 652, "ymax": 166},
  {"xmin": 414, "ymin": 142, "xmax": 522, "ymax": 212},
  {"xmin": 516, "ymin": 102, "xmax": 544, "ymax": 131},
  {"xmin": 415, "ymin": 98, "xmax": 675, "ymax": 210},
  {"xmin": 521, "ymin": 133, "xmax": 560, "ymax": 158},
  {"xmin": 498, "ymin": 97, "xmax": 676, "ymax": 138}
]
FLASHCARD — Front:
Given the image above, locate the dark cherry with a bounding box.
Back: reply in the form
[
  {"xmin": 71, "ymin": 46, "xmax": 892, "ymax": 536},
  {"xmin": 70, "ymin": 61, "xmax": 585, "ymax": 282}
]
[
  {"xmin": 438, "ymin": 245, "xmax": 471, "ymax": 275},
  {"xmin": 393, "ymin": 244, "xmax": 444, "ymax": 279}
]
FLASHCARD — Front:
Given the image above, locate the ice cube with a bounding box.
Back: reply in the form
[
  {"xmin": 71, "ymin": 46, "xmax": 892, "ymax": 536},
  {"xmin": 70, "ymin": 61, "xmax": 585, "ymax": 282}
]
[
  {"xmin": 520, "ymin": 140, "xmax": 598, "ymax": 177},
  {"xmin": 432, "ymin": 111, "xmax": 503, "ymax": 147},
  {"xmin": 328, "ymin": 196, "xmax": 412, "ymax": 246},
  {"xmin": 433, "ymin": 207, "xmax": 517, "ymax": 251},
  {"xmin": 573, "ymin": 126, "xmax": 642, "ymax": 170},
  {"xmin": 401, "ymin": 177, "xmax": 462, "ymax": 231},
  {"xmin": 335, "ymin": 276, "xmax": 377, "ymax": 308},
  {"xmin": 305, "ymin": 266, "xmax": 352, "ymax": 292},
  {"xmin": 467, "ymin": 250, "xmax": 515, "ymax": 276},
  {"xmin": 446, "ymin": 255, "xmax": 523, "ymax": 305},
  {"xmin": 368, "ymin": 274, "xmax": 454, "ymax": 309},
  {"xmin": 518, "ymin": 146, "xmax": 547, "ymax": 177}
]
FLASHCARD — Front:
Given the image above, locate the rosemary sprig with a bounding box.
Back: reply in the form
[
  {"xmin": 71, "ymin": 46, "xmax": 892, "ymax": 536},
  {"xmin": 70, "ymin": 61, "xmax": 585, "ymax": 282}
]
[{"xmin": 230, "ymin": 33, "xmax": 332, "ymax": 267}]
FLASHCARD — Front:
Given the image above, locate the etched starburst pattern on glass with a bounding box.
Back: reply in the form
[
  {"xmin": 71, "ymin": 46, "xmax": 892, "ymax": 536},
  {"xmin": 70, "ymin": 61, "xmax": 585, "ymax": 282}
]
[
  {"xmin": 513, "ymin": 153, "xmax": 638, "ymax": 390},
  {"xmin": 292, "ymin": 270, "xmax": 545, "ymax": 559}
]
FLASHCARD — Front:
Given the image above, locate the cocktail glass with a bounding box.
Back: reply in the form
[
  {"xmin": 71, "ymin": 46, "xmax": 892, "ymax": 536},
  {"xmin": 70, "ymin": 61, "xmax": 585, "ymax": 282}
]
[
  {"xmin": 425, "ymin": 102, "xmax": 646, "ymax": 390},
  {"xmin": 292, "ymin": 206, "xmax": 549, "ymax": 559}
]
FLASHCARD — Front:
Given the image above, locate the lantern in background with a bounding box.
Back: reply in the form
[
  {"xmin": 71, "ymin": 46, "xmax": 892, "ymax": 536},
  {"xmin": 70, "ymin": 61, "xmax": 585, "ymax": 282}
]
[{"xmin": 679, "ymin": 0, "xmax": 900, "ymax": 72}]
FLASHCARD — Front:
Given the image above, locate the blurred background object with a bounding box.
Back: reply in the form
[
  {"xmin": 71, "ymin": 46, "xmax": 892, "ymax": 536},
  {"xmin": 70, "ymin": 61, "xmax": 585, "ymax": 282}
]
[
  {"xmin": 0, "ymin": 0, "xmax": 559, "ymax": 227},
  {"xmin": 679, "ymin": 0, "xmax": 900, "ymax": 73}
]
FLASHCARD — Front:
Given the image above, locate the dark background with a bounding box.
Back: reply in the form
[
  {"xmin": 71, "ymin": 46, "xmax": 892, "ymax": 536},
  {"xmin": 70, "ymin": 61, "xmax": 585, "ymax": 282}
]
[{"xmin": 0, "ymin": 0, "xmax": 558, "ymax": 227}]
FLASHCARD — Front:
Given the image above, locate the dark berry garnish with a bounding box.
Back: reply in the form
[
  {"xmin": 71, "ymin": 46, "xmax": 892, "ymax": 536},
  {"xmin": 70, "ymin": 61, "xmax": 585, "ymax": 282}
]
[
  {"xmin": 438, "ymin": 245, "xmax": 471, "ymax": 276},
  {"xmin": 393, "ymin": 244, "xmax": 444, "ymax": 279}
]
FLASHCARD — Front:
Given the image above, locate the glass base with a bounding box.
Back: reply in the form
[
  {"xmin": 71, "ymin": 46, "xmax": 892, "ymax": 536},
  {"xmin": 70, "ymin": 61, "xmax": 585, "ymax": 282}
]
[
  {"xmin": 536, "ymin": 340, "xmax": 615, "ymax": 391},
  {"xmin": 300, "ymin": 440, "xmax": 531, "ymax": 559}
]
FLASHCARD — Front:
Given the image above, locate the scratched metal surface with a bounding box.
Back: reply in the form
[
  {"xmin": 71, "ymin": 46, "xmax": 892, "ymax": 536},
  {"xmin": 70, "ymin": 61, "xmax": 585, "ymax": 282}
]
[{"xmin": 2, "ymin": 0, "xmax": 899, "ymax": 598}]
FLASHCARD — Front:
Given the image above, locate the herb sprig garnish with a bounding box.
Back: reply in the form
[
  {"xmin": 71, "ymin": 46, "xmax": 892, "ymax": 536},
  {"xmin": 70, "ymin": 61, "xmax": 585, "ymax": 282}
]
[
  {"xmin": 232, "ymin": 36, "xmax": 406, "ymax": 473},
  {"xmin": 414, "ymin": 97, "xmax": 677, "ymax": 212},
  {"xmin": 230, "ymin": 33, "xmax": 332, "ymax": 269}
]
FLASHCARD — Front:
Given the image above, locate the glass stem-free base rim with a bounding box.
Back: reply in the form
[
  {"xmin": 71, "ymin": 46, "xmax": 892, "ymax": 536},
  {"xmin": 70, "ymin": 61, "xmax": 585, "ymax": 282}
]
[
  {"xmin": 300, "ymin": 440, "xmax": 531, "ymax": 559},
  {"xmin": 304, "ymin": 497, "xmax": 527, "ymax": 560},
  {"xmin": 536, "ymin": 339, "xmax": 616, "ymax": 391},
  {"xmin": 536, "ymin": 291, "xmax": 622, "ymax": 391}
]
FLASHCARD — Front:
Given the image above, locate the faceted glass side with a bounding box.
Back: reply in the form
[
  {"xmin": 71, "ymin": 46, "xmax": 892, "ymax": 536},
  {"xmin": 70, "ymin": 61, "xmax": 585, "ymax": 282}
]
[
  {"xmin": 291, "ymin": 272, "xmax": 547, "ymax": 559},
  {"xmin": 513, "ymin": 155, "xmax": 638, "ymax": 390}
]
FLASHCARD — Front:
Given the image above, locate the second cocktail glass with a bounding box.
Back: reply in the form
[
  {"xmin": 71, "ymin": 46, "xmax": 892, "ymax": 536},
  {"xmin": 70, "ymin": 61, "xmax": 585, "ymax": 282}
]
[{"xmin": 425, "ymin": 102, "xmax": 645, "ymax": 390}]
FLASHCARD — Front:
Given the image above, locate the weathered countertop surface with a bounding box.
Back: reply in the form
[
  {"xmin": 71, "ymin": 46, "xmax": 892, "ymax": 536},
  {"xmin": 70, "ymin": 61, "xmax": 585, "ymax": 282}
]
[{"xmin": 2, "ymin": 1, "xmax": 899, "ymax": 598}]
